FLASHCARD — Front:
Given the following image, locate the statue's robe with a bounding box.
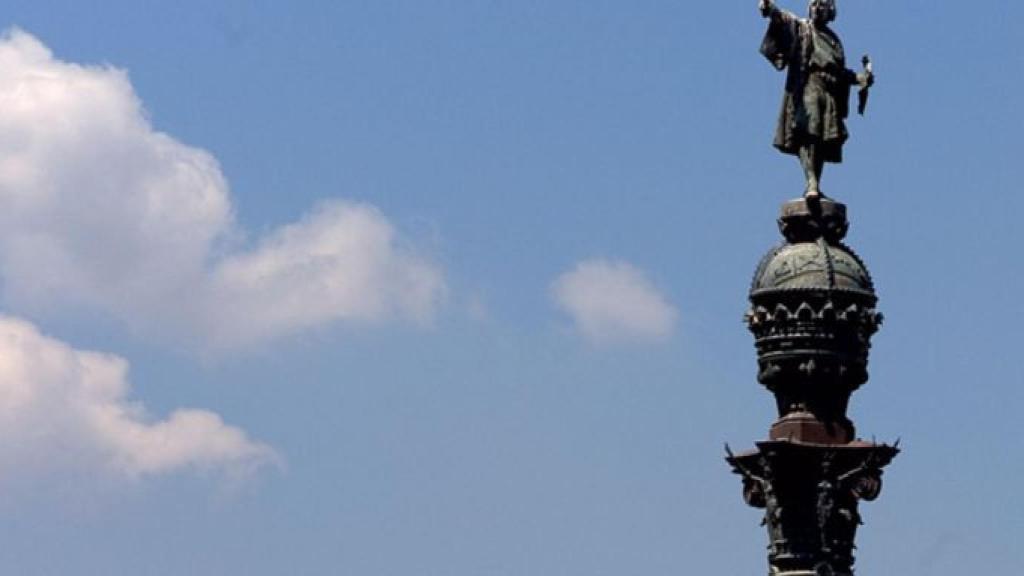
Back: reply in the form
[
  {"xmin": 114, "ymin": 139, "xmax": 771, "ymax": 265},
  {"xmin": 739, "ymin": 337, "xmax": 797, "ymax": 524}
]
[{"xmin": 761, "ymin": 8, "xmax": 855, "ymax": 163}]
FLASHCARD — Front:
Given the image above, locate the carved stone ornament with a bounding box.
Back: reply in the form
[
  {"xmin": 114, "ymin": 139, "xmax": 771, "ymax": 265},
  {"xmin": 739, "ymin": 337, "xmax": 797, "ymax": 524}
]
[{"xmin": 727, "ymin": 442, "xmax": 897, "ymax": 575}]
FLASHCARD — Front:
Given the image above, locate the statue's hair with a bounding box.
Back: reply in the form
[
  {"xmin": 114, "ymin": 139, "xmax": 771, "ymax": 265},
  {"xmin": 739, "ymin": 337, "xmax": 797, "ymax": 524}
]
[{"xmin": 808, "ymin": 0, "xmax": 837, "ymax": 22}]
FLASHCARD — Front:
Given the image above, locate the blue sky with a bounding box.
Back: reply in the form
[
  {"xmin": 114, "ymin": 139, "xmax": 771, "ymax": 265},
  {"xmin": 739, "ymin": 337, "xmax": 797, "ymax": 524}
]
[{"xmin": 0, "ymin": 1, "xmax": 1020, "ymax": 574}]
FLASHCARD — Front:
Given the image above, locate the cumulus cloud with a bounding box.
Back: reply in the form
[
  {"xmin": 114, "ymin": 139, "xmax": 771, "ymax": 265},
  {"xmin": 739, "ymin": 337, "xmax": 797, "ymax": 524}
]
[
  {"xmin": 0, "ymin": 316, "xmax": 276, "ymax": 481},
  {"xmin": 207, "ymin": 202, "xmax": 444, "ymax": 348},
  {"xmin": 0, "ymin": 29, "xmax": 444, "ymax": 349},
  {"xmin": 552, "ymin": 259, "xmax": 677, "ymax": 344}
]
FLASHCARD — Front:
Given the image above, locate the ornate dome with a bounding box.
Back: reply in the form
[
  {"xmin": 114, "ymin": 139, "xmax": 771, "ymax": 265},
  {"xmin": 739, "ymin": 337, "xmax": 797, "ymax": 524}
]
[
  {"xmin": 751, "ymin": 240, "xmax": 875, "ymax": 298},
  {"xmin": 743, "ymin": 198, "xmax": 883, "ymax": 444}
]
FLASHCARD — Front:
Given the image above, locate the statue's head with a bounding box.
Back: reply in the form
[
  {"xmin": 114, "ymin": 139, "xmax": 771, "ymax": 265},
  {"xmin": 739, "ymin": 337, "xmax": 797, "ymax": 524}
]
[{"xmin": 808, "ymin": 0, "xmax": 837, "ymax": 24}]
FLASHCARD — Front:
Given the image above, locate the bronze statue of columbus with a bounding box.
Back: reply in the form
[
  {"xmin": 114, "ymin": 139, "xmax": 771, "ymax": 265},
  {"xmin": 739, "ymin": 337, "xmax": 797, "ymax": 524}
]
[{"xmin": 758, "ymin": 0, "xmax": 874, "ymax": 198}]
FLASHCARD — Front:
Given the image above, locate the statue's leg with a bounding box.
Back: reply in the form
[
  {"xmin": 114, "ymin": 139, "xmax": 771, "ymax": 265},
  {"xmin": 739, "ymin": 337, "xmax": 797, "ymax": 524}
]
[
  {"xmin": 813, "ymin": 153, "xmax": 826, "ymax": 198},
  {"xmin": 799, "ymin": 144, "xmax": 821, "ymax": 198}
]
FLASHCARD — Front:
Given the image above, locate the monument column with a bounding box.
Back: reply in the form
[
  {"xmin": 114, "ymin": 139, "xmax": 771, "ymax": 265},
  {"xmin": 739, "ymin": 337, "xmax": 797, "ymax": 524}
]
[
  {"xmin": 729, "ymin": 4, "xmax": 897, "ymax": 572},
  {"xmin": 726, "ymin": 198, "xmax": 898, "ymax": 575}
]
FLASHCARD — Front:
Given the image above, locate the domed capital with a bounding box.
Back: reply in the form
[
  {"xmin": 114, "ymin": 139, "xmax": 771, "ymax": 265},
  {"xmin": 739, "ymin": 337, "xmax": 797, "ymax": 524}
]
[{"xmin": 746, "ymin": 197, "xmax": 882, "ymax": 425}]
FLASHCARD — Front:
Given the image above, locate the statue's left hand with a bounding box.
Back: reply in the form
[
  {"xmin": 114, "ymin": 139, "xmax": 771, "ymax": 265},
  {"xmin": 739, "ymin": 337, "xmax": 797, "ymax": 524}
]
[{"xmin": 858, "ymin": 55, "xmax": 874, "ymax": 88}]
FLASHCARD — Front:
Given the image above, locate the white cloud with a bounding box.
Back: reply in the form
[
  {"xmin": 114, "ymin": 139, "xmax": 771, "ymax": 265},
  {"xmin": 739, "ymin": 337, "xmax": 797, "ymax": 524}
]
[
  {"xmin": 552, "ymin": 259, "xmax": 677, "ymax": 344},
  {"xmin": 0, "ymin": 315, "xmax": 276, "ymax": 481},
  {"xmin": 0, "ymin": 29, "xmax": 445, "ymax": 349},
  {"xmin": 207, "ymin": 201, "xmax": 445, "ymax": 347}
]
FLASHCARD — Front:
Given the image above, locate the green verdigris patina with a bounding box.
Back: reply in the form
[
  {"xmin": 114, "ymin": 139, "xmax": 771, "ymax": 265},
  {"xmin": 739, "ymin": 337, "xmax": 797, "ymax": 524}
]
[{"xmin": 758, "ymin": 0, "xmax": 874, "ymax": 198}]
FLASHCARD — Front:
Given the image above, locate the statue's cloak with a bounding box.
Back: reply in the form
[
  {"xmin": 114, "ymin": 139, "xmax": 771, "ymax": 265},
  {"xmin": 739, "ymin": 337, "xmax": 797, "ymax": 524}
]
[{"xmin": 761, "ymin": 10, "xmax": 852, "ymax": 163}]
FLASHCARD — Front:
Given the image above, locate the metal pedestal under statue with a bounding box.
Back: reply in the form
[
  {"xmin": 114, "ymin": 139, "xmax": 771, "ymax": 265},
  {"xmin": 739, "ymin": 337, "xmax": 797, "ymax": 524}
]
[{"xmin": 727, "ymin": 198, "xmax": 898, "ymax": 576}]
